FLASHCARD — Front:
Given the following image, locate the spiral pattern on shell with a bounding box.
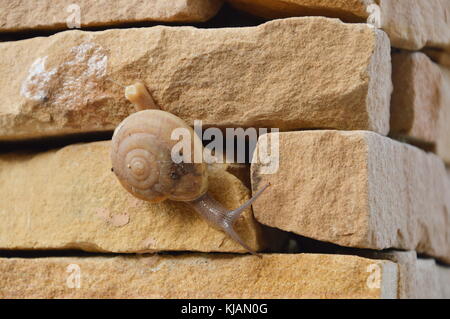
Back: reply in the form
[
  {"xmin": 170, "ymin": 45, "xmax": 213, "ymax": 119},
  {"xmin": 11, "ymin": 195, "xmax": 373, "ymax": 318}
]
[{"xmin": 111, "ymin": 110, "xmax": 208, "ymax": 202}]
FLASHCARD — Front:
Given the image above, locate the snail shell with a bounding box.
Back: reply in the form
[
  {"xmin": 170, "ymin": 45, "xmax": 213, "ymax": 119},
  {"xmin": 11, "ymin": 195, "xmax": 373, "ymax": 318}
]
[{"xmin": 111, "ymin": 110, "xmax": 208, "ymax": 202}]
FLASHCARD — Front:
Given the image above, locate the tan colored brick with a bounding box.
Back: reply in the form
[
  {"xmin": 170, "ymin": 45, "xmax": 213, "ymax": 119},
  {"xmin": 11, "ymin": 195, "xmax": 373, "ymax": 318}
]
[
  {"xmin": 390, "ymin": 52, "xmax": 450, "ymax": 164},
  {"xmin": 437, "ymin": 66, "xmax": 450, "ymax": 164},
  {"xmin": 0, "ymin": 17, "xmax": 391, "ymax": 141},
  {"xmin": 0, "ymin": 140, "xmax": 280, "ymax": 253},
  {"xmin": 390, "ymin": 52, "xmax": 443, "ymax": 144},
  {"xmin": 415, "ymin": 258, "xmax": 450, "ymax": 299},
  {"xmin": 376, "ymin": 0, "xmax": 450, "ymax": 51},
  {"xmin": 423, "ymin": 50, "xmax": 450, "ymax": 69},
  {"xmin": 363, "ymin": 251, "xmax": 450, "ymax": 299},
  {"xmin": 0, "ymin": 0, "xmax": 223, "ymax": 32},
  {"xmin": 228, "ymin": 0, "xmax": 450, "ymax": 52},
  {"xmin": 0, "ymin": 254, "xmax": 398, "ymax": 298},
  {"xmin": 251, "ymin": 131, "xmax": 450, "ymax": 263}
]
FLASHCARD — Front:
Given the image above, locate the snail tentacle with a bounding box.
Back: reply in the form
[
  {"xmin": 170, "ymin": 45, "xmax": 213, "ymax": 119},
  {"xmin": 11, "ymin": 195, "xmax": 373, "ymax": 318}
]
[
  {"xmin": 125, "ymin": 81, "xmax": 159, "ymax": 110},
  {"xmin": 226, "ymin": 183, "xmax": 271, "ymax": 224},
  {"xmin": 188, "ymin": 183, "xmax": 270, "ymax": 256}
]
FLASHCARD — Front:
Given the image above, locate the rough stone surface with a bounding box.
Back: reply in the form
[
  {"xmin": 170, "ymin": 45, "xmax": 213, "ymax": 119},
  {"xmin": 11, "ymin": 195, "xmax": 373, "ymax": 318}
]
[
  {"xmin": 390, "ymin": 52, "xmax": 443, "ymax": 144},
  {"xmin": 228, "ymin": 0, "xmax": 450, "ymax": 52},
  {"xmin": 447, "ymin": 167, "xmax": 450, "ymax": 182},
  {"xmin": 391, "ymin": 52, "xmax": 450, "ymax": 164},
  {"xmin": 364, "ymin": 251, "xmax": 450, "ymax": 299},
  {"xmin": 415, "ymin": 258, "xmax": 450, "ymax": 299},
  {"xmin": 424, "ymin": 50, "xmax": 450, "ymax": 68},
  {"xmin": 0, "ymin": 17, "xmax": 391, "ymax": 141},
  {"xmin": 251, "ymin": 131, "xmax": 450, "ymax": 263},
  {"xmin": 0, "ymin": 140, "xmax": 279, "ymax": 253},
  {"xmin": 0, "ymin": 0, "xmax": 223, "ymax": 32},
  {"xmin": 378, "ymin": 252, "xmax": 418, "ymax": 299},
  {"xmin": 437, "ymin": 66, "xmax": 450, "ymax": 164},
  {"xmin": 377, "ymin": 0, "xmax": 450, "ymax": 52},
  {"xmin": 0, "ymin": 254, "xmax": 398, "ymax": 298}
]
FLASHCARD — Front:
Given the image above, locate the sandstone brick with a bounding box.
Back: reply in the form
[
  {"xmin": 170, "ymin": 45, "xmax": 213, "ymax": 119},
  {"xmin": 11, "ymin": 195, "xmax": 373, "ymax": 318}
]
[
  {"xmin": 437, "ymin": 66, "xmax": 450, "ymax": 164},
  {"xmin": 0, "ymin": 254, "xmax": 398, "ymax": 298},
  {"xmin": 415, "ymin": 258, "xmax": 450, "ymax": 299},
  {"xmin": 391, "ymin": 52, "xmax": 450, "ymax": 164},
  {"xmin": 0, "ymin": 140, "xmax": 280, "ymax": 253},
  {"xmin": 227, "ymin": 0, "xmax": 450, "ymax": 52},
  {"xmin": 365, "ymin": 251, "xmax": 418, "ymax": 299},
  {"xmin": 363, "ymin": 251, "xmax": 450, "ymax": 299},
  {"xmin": 423, "ymin": 50, "xmax": 450, "ymax": 69},
  {"xmin": 0, "ymin": 17, "xmax": 391, "ymax": 141},
  {"xmin": 390, "ymin": 52, "xmax": 443, "ymax": 144},
  {"xmin": 376, "ymin": 0, "xmax": 450, "ymax": 52},
  {"xmin": 0, "ymin": 0, "xmax": 223, "ymax": 32},
  {"xmin": 437, "ymin": 262, "xmax": 450, "ymax": 298},
  {"xmin": 250, "ymin": 131, "xmax": 450, "ymax": 263}
]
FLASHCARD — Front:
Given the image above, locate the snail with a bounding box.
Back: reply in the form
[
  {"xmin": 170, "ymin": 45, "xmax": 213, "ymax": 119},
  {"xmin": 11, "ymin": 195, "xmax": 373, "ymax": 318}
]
[{"xmin": 110, "ymin": 82, "xmax": 270, "ymax": 255}]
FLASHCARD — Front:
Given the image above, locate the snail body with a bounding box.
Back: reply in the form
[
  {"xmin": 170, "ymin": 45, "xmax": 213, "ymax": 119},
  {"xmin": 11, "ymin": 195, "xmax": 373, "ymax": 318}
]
[{"xmin": 111, "ymin": 83, "xmax": 269, "ymax": 255}]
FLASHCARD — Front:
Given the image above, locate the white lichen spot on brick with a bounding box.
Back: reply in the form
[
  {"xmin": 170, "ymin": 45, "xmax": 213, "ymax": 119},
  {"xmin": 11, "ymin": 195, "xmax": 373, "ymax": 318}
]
[
  {"xmin": 53, "ymin": 42, "xmax": 109, "ymax": 110},
  {"xmin": 20, "ymin": 42, "xmax": 108, "ymax": 109},
  {"xmin": 20, "ymin": 56, "xmax": 56, "ymax": 101}
]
